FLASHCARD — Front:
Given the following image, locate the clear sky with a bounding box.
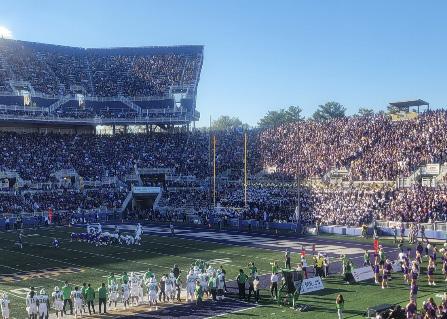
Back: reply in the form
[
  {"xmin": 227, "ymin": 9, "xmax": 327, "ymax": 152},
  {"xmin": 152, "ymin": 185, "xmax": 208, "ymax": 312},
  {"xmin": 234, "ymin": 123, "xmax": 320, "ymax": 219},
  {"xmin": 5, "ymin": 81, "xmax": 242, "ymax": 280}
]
[{"xmin": 1, "ymin": 0, "xmax": 446, "ymax": 127}]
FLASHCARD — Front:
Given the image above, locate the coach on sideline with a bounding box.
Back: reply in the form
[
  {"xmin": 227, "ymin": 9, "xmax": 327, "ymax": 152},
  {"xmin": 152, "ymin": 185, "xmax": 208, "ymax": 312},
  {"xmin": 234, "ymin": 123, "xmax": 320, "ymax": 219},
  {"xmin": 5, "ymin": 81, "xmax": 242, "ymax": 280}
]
[
  {"xmin": 62, "ymin": 281, "xmax": 73, "ymax": 315},
  {"xmin": 98, "ymin": 283, "xmax": 107, "ymax": 314}
]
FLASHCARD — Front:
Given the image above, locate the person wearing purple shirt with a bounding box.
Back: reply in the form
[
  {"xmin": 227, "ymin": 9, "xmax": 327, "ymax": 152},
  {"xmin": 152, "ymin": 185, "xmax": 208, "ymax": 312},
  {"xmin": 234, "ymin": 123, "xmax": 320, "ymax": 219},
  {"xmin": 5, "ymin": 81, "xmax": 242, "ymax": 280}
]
[
  {"xmin": 406, "ymin": 299, "xmax": 417, "ymax": 318},
  {"xmin": 409, "ymin": 280, "xmax": 418, "ymax": 301}
]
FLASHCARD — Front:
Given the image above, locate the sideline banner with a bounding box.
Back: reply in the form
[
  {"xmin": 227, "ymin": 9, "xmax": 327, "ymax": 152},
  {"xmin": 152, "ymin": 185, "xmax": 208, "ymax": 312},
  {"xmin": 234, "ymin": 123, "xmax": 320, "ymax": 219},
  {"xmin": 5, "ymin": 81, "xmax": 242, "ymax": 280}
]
[
  {"xmin": 300, "ymin": 276, "xmax": 324, "ymax": 294},
  {"xmin": 352, "ymin": 266, "xmax": 374, "ymax": 282}
]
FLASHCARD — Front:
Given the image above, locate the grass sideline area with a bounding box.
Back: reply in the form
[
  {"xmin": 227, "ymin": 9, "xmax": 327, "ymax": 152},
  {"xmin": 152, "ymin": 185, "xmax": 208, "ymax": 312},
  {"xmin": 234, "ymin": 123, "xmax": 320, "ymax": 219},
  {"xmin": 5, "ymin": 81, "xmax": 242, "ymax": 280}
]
[{"xmin": 0, "ymin": 226, "xmax": 445, "ymax": 319}]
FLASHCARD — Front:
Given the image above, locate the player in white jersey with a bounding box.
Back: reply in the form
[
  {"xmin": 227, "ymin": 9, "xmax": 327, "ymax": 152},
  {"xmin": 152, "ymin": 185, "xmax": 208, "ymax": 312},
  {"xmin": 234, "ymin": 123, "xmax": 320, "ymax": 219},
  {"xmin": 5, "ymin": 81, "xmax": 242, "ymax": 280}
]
[
  {"xmin": 193, "ymin": 266, "xmax": 200, "ymax": 276},
  {"xmin": 121, "ymin": 280, "xmax": 130, "ymax": 309},
  {"xmin": 199, "ymin": 273, "xmax": 209, "ymax": 299},
  {"xmin": 52, "ymin": 287, "xmax": 64, "ymax": 318},
  {"xmin": 146, "ymin": 277, "xmax": 158, "ymax": 309},
  {"xmin": 165, "ymin": 274, "xmax": 175, "ymax": 303},
  {"xmin": 186, "ymin": 270, "xmax": 197, "ymax": 302},
  {"xmin": 1, "ymin": 293, "xmax": 10, "ymax": 319},
  {"xmin": 138, "ymin": 276, "xmax": 144, "ymax": 304},
  {"xmin": 70, "ymin": 287, "xmax": 83, "ymax": 318},
  {"xmin": 206, "ymin": 265, "xmax": 215, "ymax": 276},
  {"xmin": 108, "ymin": 282, "xmax": 119, "ymax": 309},
  {"xmin": 217, "ymin": 270, "xmax": 225, "ymax": 301},
  {"xmin": 135, "ymin": 224, "xmax": 143, "ymax": 245},
  {"xmin": 129, "ymin": 273, "xmax": 140, "ymax": 305},
  {"xmin": 37, "ymin": 289, "xmax": 49, "ymax": 319},
  {"xmin": 26, "ymin": 291, "xmax": 38, "ymax": 319}
]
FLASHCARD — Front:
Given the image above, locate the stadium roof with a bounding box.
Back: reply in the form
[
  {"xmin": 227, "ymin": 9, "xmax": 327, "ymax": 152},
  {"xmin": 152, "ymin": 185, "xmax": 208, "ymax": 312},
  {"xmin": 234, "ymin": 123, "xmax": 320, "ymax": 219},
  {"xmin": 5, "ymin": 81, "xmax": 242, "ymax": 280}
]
[
  {"xmin": 389, "ymin": 99, "xmax": 429, "ymax": 109},
  {"xmin": 0, "ymin": 38, "xmax": 204, "ymax": 55}
]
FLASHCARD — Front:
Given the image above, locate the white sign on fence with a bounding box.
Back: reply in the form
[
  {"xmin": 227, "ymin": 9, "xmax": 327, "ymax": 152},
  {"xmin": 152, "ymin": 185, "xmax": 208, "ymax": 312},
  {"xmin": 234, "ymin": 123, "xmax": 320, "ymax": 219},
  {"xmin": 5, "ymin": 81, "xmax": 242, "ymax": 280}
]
[
  {"xmin": 300, "ymin": 276, "xmax": 324, "ymax": 294},
  {"xmin": 426, "ymin": 164, "xmax": 440, "ymax": 175},
  {"xmin": 352, "ymin": 266, "xmax": 375, "ymax": 282},
  {"xmin": 391, "ymin": 261, "xmax": 401, "ymax": 272}
]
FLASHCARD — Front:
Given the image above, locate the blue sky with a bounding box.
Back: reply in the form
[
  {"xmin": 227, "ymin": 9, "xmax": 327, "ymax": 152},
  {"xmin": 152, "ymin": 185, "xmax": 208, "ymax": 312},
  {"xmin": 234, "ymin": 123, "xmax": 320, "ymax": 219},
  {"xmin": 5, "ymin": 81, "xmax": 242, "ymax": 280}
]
[{"xmin": 1, "ymin": 0, "xmax": 446, "ymax": 127}]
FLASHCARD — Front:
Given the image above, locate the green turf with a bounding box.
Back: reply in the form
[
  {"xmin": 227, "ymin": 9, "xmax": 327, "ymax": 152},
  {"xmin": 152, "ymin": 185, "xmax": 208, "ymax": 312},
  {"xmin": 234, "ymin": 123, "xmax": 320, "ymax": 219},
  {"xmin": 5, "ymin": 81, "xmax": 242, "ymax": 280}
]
[{"xmin": 0, "ymin": 227, "xmax": 443, "ymax": 319}]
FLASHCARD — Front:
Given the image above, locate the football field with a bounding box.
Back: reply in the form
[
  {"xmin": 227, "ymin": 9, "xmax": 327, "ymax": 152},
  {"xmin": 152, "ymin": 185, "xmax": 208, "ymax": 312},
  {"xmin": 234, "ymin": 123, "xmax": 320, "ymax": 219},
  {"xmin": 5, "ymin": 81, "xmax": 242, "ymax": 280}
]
[{"xmin": 0, "ymin": 224, "xmax": 444, "ymax": 319}]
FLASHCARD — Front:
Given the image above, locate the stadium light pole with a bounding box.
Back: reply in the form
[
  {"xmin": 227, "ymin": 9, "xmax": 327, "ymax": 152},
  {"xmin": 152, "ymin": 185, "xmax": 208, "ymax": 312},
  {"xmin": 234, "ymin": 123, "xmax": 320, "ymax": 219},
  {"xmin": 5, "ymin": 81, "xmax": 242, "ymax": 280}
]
[
  {"xmin": 213, "ymin": 135, "xmax": 217, "ymax": 208},
  {"xmin": 244, "ymin": 131, "xmax": 248, "ymax": 208},
  {"xmin": 296, "ymin": 120, "xmax": 301, "ymax": 232}
]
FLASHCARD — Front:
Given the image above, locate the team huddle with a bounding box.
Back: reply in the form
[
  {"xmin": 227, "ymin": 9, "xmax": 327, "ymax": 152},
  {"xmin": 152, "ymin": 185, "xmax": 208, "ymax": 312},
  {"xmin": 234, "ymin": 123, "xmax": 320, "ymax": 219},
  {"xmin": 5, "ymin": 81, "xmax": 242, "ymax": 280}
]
[{"xmin": 69, "ymin": 224, "xmax": 143, "ymax": 246}]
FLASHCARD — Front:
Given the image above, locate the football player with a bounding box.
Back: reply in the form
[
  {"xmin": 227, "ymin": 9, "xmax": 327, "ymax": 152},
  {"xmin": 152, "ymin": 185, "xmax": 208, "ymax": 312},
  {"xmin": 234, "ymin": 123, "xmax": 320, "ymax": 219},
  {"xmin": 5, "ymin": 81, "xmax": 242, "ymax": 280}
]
[
  {"xmin": 37, "ymin": 289, "xmax": 49, "ymax": 319},
  {"xmin": 26, "ymin": 290, "xmax": 38, "ymax": 319},
  {"xmin": 51, "ymin": 287, "xmax": 64, "ymax": 318},
  {"xmin": 70, "ymin": 287, "xmax": 83, "ymax": 318},
  {"xmin": 0, "ymin": 292, "xmax": 10, "ymax": 319}
]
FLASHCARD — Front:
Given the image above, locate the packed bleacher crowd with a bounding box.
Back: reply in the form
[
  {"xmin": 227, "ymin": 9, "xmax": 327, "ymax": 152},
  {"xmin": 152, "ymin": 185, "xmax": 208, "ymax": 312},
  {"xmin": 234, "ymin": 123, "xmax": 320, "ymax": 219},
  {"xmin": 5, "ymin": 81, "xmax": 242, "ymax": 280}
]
[
  {"xmin": 0, "ymin": 39, "xmax": 203, "ymax": 97},
  {"xmin": 0, "ymin": 130, "xmax": 260, "ymax": 182},
  {"xmin": 27, "ymin": 188, "xmax": 128, "ymax": 211},
  {"xmin": 0, "ymin": 188, "xmax": 127, "ymax": 215},
  {"xmin": 259, "ymin": 111, "xmax": 447, "ymax": 180},
  {"xmin": 0, "ymin": 110, "xmax": 446, "ymax": 225}
]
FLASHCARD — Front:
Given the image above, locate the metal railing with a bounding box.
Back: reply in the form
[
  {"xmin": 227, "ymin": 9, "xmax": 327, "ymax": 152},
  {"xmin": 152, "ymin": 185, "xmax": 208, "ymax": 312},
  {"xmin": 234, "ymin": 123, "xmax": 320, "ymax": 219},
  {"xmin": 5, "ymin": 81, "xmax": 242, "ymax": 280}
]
[{"xmin": 0, "ymin": 113, "xmax": 196, "ymax": 125}]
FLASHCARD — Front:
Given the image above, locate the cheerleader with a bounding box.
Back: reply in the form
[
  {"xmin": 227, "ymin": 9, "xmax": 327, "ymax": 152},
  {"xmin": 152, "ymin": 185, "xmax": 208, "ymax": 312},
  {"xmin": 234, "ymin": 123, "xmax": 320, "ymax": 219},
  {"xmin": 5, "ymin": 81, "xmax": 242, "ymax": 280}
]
[
  {"xmin": 402, "ymin": 259, "xmax": 410, "ymax": 284},
  {"xmin": 432, "ymin": 245, "xmax": 438, "ymax": 266},
  {"xmin": 427, "ymin": 256, "xmax": 436, "ymax": 286},
  {"xmin": 373, "ymin": 260, "xmax": 380, "ymax": 285},
  {"xmin": 411, "ymin": 261, "xmax": 419, "ymax": 282},
  {"xmin": 415, "ymin": 250, "xmax": 422, "ymax": 265},
  {"xmin": 381, "ymin": 260, "xmax": 391, "ymax": 289},
  {"xmin": 443, "ymin": 256, "xmax": 447, "ymax": 282},
  {"xmin": 409, "ymin": 279, "xmax": 418, "ymax": 302}
]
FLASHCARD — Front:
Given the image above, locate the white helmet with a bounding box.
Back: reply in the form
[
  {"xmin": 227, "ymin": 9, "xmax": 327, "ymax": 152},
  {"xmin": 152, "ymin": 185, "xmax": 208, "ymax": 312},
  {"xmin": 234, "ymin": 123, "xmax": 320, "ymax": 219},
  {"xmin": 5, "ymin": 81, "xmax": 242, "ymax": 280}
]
[
  {"xmin": 2, "ymin": 293, "xmax": 8, "ymax": 299},
  {"xmin": 40, "ymin": 289, "xmax": 46, "ymax": 295},
  {"xmin": 54, "ymin": 286, "xmax": 60, "ymax": 292}
]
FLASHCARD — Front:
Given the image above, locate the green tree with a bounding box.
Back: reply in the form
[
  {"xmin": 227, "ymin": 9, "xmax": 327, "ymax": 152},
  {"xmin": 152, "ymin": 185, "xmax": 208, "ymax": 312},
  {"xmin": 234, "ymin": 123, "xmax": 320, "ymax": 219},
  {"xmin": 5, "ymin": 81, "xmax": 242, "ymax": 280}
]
[
  {"xmin": 258, "ymin": 105, "xmax": 303, "ymax": 128},
  {"xmin": 356, "ymin": 107, "xmax": 375, "ymax": 117},
  {"xmin": 312, "ymin": 101, "xmax": 346, "ymax": 121},
  {"xmin": 212, "ymin": 115, "xmax": 246, "ymax": 131}
]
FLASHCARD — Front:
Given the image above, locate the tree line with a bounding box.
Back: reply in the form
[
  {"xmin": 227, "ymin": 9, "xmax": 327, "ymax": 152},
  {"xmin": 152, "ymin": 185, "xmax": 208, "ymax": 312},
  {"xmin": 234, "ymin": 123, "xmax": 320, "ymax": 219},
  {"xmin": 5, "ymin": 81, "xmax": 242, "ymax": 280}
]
[{"xmin": 211, "ymin": 102, "xmax": 378, "ymax": 130}]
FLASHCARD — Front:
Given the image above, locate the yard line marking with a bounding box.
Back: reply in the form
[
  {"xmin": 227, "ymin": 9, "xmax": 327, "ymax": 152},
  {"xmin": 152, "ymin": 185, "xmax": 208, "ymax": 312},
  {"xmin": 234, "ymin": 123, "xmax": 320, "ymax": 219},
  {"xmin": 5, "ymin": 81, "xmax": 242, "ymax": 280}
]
[
  {"xmin": 15, "ymin": 231, "xmax": 271, "ymax": 273},
  {"xmin": 204, "ymin": 305, "xmax": 259, "ymax": 319},
  {"xmin": 49, "ymin": 226, "xmax": 280, "ymax": 262}
]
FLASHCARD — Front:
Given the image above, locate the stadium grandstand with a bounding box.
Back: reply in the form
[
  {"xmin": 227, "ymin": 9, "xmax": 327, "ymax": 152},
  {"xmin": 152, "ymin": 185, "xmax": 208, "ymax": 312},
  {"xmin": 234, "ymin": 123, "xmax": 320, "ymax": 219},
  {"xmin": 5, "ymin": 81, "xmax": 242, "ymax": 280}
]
[{"xmin": 0, "ymin": 38, "xmax": 203, "ymax": 133}]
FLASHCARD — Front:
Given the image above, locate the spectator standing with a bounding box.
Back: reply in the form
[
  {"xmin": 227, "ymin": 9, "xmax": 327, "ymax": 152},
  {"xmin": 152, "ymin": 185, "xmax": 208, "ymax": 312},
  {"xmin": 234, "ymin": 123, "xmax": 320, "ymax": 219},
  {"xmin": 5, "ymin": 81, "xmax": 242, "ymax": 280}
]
[
  {"xmin": 98, "ymin": 283, "xmax": 107, "ymax": 314},
  {"xmin": 62, "ymin": 281, "xmax": 73, "ymax": 315},
  {"xmin": 236, "ymin": 269, "xmax": 248, "ymax": 300},
  {"xmin": 270, "ymin": 272, "xmax": 279, "ymax": 300},
  {"xmin": 336, "ymin": 294, "xmax": 344, "ymax": 319},
  {"xmin": 85, "ymin": 284, "xmax": 95, "ymax": 315}
]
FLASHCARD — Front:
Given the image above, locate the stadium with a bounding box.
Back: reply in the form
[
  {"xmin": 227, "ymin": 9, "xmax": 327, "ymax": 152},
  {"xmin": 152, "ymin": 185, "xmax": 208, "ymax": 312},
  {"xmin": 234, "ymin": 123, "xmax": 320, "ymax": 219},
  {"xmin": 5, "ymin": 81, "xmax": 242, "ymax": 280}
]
[{"xmin": 1, "ymin": 3, "xmax": 447, "ymax": 319}]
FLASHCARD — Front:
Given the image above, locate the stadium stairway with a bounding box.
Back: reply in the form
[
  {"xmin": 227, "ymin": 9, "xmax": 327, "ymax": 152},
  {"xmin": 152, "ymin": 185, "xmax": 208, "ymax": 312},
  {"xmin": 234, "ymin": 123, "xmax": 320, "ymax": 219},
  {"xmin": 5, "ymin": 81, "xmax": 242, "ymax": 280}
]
[
  {"xmin": 48, "ymin": 95, "xmax": 71, "ymax": 113},
  {"xmin": 119, "ymin": 96, "xmax": 142, "ymax": 114}
]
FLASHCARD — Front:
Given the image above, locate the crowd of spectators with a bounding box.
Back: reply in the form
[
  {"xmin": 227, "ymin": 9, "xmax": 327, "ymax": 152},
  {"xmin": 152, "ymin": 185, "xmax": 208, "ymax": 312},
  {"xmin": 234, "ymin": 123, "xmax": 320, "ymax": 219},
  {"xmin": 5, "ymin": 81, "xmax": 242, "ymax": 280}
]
[
  {"xmin": 380, "ymin": 185, "xmax": 447, "ymax": 223},
  {"xmin": 0, "ymin": 39, "xmax": 202, "ymax": 97},
  {"xmin": 259, "ymin": 111, "xmax": 447, "ymax": 181},
  {"xmin": 0, "ymin": 130, "xmax": 259, "ymax": 182},
  {"xmin": 27, "ymin": 188, "xmax": 127, "ymax": 211},
  {"xmin": 0, "ymin": 188, "xmax": 127, "ymax": 214},
  {"xmin": 0, "ymin": 193, "xmax": 31, "ymax": 215},
  {"xmin": 0, "ymin": 107, "xmax": 447, "ymax": 226}
]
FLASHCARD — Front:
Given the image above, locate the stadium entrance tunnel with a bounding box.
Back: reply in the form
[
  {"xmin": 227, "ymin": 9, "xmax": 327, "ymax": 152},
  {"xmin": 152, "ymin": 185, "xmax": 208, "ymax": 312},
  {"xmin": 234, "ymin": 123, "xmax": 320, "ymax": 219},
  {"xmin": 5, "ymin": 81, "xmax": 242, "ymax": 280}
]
[{"xmin": 129, "ymin": 186, "xmax": 161, "ymax": 211}]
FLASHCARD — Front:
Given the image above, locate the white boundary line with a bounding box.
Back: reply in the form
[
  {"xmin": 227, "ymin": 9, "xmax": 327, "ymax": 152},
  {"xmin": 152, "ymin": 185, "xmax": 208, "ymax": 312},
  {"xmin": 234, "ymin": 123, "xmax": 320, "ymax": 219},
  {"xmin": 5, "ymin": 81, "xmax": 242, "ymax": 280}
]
[{"xmin": 204, "ymin": 305, "xmax": 259, "ymax": 319}]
